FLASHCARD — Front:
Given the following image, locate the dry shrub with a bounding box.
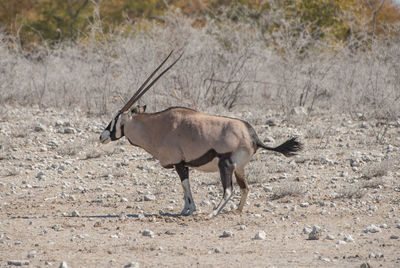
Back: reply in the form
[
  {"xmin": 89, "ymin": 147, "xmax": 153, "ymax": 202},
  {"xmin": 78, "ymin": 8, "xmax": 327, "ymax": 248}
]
[
  {"xmin": 270, "ymin": 182, "xmax": 305, "ymax": 200},
  {"xmin": 361, "ymin": 159, "xmax": 393, "ymax": 179},
  {"xmin": 85, "ymin": 149, "xmax": 102, "ymax": 160},
  {"xmin": 360, "ymin": 178, "xmax": 384, "ymax": 189},
  {"xmin": 0, "ymin": 11, "xmax": 398, "ymax": 120},
  {"xmin": 335, "ymin": 185, "xmax": 365, "ymax": 199},
  {"xmin": 57, "ymin": 141, "xmax": 85, "ymax": 157},
  {"xmin": 246, "ymin": 157, "xmax": 269, "ymax": 184}
]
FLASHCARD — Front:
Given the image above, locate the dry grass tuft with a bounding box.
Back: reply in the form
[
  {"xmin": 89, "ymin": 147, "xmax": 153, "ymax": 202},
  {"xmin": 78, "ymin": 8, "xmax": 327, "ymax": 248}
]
[
  {"xmin": 335, "ymin": 185, "xmax": 365, "ymax": 199},
  {"xmin": 57, "ymin": 141, "xmax": 85, "ymax": 157},
  {"xmin": 270, "ymin": 182, "xmax": 305, "ymax": 200},
  {"xmin": 361, "ymin": 159, "xmax": 393, "ymax": 179},
  {"xmin": 85, "ymin": 149, "xmax": 102, "ymax": 160},
  {"xmin": 360, "ymin": 178, "xmax": 384, "ymax": 189}
]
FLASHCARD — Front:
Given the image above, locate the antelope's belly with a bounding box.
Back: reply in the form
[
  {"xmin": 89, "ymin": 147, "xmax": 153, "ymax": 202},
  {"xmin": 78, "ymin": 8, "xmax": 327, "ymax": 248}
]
[{"xmin": 192, "ymin": 157, "xmax": 219, "ymax": 172}]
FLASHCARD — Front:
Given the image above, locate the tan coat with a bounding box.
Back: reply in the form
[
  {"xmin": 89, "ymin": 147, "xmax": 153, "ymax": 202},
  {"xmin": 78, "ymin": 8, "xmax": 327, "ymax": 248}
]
[{"xmin": 123, "ymin": 107, "xmax": 256, "ymax": 170}]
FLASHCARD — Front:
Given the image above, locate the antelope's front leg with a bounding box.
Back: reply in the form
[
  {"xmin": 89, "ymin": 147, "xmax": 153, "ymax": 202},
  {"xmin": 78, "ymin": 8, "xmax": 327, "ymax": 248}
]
[{"xmin": 174, "ymin": 163, "xmax": 196, "ymax": 216}]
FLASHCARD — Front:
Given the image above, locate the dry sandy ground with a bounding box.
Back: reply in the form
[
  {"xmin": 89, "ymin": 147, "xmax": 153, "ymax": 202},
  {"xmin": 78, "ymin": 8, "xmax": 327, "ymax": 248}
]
[{"xmin": 1, "ymin": 106, "xmax": 400, "ymax": 268}]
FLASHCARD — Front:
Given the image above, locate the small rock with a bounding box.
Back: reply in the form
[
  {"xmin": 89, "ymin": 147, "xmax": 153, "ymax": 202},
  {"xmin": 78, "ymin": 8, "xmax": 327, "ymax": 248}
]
[
  {"xmin": 239, "ymin": 225, "xmax": 246, "ymax": 230},
  {"xmin": 380, "ymin": 223, "xmax": 387, "ymax": 229},
  {"xmin": 279, "ymin": 173, "xmax": 290, "ymax": 180},
  {"xmin": 124, "ymin": 261, "xmax": 139, "ymax": 268},
  {"xmin": 360, "ymin": 122, "xmax": 370, "ymax": 129},
  {"xmin": 303, "ymin": 227, "xmax": 312, "ymax": 234},
  {"xmin": 390, "ymin": 234, "xmax": 399, "ymax": 239},
  {"xmin": 254, "ymin": 231, "xmax": 266, "ymax": 240},
  {"xmin": 71, "ymin": 210, "xmax": 80, "ymax": 217},
  {"xmin": 200, "ymin": 200, "xmax": 210, "ymax": 206},
  {"xmin": 299, "ymin": 202, "xmax": 309, "ymax": 208},
  {"xmin": 265, "ymin": 118, "xmax": 277, "ymax": 126},
  {"xmin": 144, "ymin": 194, "xmax": 156, "ymax": 201},
  {"xmin": 36, "ymin": 171, "xmax": 46, "ymax": 181},
  {"xmin": 344, "ymin": 234, "xmax": 354, "ymax": 243},
  {"xmin": 291, "ymin": 107, "xmax": 308, "ymax": 116},
  {"xmin": 8, "ymin": 260, "xmax": 30, "ymax": 266},
  {"xmin": 59, "ymin": 261, "xmax": 68, "ymax": 268},
  {"xmin": 320, "ymin": 257, "xmax": 331, "ymax": 262},
  {"xmin": 308, "ymin": 225, "xmax": 322, "ymax": 240},
  {"xmin": 263, "ymin": 186, "xmax": 273, "ymax": 192},
  {"xmin": 34, "ymin": 125, "xmax": 45, "ymax": 132},
  {"xmin": 141, "ymin": 230, "xmax": 154, "ymax": 238},
  {"xmin": 337, "ymin": 240, "xmax": 347, "ymax": 245},
  {"xmin": 364, "ymin": 225, "xmax": 381, "ymax": 233},
  {"xmin": 63, "ymin": 128, "xmax": 76, "ymax": 134},
  {"xmin": 214, "ymin": 248, "xmax": 222, "ymax": 253},
  {"xmin": 360, "ymin": 263, "xmax": 371, "ymax": 268},
  {"xmin": 220, "ymin": 230, "xmax": 234, "ymax": 238},
  {"xmin": 263, "ymin": 136, "xmax": 275, "ymax": 143},
  {"xmin": 27, "ymin": 251, "xmax": 36, "ymax": 258},
  {"xmin": 325, "ymin": 234, "xmax": 335, "ymax": 240}
]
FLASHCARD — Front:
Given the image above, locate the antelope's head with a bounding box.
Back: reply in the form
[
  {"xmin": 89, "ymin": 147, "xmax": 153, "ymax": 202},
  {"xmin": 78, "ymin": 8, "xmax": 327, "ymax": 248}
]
[
  {"xmin": 100, "ymin": 106, "xmax": 146, "ymax": 144},
  {"xmin": 100, "ymin": 51, "xmax": 182, "ymax": 144}
]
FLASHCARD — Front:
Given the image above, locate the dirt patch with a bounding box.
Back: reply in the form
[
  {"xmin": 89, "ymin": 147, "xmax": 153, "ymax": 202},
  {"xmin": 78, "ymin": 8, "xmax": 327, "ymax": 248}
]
[{"xmin": 1, "ymin": 107, "xmax": 399, "ymax": 267}]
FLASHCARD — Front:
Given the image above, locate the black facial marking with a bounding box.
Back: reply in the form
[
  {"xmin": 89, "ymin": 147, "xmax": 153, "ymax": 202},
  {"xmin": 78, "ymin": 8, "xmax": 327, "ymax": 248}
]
[{"xmin": 105, "ymin": 114, "xmax": 125, "ymax": 141}]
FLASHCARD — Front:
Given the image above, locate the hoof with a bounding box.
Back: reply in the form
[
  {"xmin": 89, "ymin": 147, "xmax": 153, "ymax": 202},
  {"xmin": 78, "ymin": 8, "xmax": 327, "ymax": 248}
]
[
  {"xmin": 180, "ymin": 208, "xmax": 196, "ymax": 216},
  {"xmin": 180, "ymin": 210, "xmax": 192, "ymax": 216},
  {"xmin": 233, "ymin": 209, "xmax": 244, "ymax": 215}
]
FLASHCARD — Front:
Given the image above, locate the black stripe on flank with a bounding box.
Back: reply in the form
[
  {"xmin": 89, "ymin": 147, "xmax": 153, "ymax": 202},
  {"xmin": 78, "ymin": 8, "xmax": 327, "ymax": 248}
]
[
  {"xmin": 163, "ymin": 149, "xmax": 231, "ymax": 169},
  {"xmin": 186, "ymin": 149, "xmax": 218, "ymax": 167}
]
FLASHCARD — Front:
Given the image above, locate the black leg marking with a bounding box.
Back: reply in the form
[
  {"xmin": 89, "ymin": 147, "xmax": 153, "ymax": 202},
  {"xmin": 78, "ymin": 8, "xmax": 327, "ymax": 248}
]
[
  {"xmin": 175, "ymin": 162, "xmax": 189, "ymax": 182},
  {"xmin": 174, "ymin": 162, "xmax": 196, "ymax": 215},
  {"xmin": 218, "ymin": 155, "xmax": 234, "ymax": 197}
]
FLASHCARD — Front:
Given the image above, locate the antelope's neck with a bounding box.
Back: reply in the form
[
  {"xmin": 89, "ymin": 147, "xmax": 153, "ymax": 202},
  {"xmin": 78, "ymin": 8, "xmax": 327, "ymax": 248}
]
[{"xmin": 125, "ymin": 114, "xmax": 162, "ymax": 154}]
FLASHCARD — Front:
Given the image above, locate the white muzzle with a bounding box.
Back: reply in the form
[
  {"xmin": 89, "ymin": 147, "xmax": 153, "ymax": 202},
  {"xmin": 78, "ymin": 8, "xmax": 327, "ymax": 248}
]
[{"xmin": 100, "ymin": 130, "xmax": 111, "ymax": 144}]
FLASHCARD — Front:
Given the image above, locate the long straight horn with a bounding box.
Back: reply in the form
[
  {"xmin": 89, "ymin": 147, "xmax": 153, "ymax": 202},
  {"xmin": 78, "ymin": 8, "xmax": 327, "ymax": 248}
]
[
  {"xmin": 130, "ymin": 51, "xmax": 183, "ymax": 106},
  {"xmin": 119, "ymin": 50, "xmax": 175, "ymax": 114}
]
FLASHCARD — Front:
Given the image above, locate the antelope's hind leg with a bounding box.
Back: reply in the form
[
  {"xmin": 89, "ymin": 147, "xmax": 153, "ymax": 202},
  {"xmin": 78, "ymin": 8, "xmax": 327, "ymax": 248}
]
[
  {"xmin": 175, "ymin": 163, "xmax": 196, "ymax": 216},
  {"xmin": 234, "ymin": 167, "xmax": 249, "ymax": 213},
  {"xmin": 209, "ymin": 155, "xmax": 235, "ymax": 218}
]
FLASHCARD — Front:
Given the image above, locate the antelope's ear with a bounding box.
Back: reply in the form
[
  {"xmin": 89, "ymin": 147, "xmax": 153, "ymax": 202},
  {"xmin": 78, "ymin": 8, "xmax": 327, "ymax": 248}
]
[{"xmin": 131, "ymin": 105, "xmax": 147, "ymax": 114}]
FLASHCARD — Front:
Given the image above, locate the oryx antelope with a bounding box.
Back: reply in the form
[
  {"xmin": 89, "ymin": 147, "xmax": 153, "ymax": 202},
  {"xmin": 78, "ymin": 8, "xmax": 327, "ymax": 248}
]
[{"xmin": 100, "ymin": 51, "xmax": 302, "ymax": 218}]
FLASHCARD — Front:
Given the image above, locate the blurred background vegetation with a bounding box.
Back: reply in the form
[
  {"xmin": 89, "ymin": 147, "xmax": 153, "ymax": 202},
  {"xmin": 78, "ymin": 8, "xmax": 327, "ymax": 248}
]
[
  {"xmin": 0, "ymin": 0, "xmax": 399, "ymax": 48},
  {"xmin": 0, "ymin": 1, "xmax": 399, "ymax": 119}
]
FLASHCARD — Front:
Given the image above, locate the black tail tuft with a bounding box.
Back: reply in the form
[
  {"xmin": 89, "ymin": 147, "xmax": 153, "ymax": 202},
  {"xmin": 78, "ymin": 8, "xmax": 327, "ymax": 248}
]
[{"xmin": 259, "ymin": 137, "xmax": 303, "ymax": 157}]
